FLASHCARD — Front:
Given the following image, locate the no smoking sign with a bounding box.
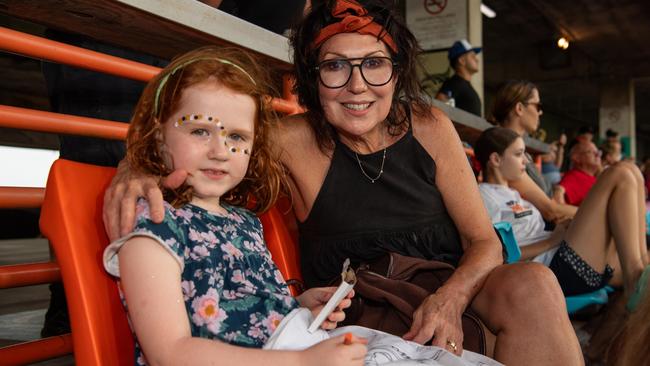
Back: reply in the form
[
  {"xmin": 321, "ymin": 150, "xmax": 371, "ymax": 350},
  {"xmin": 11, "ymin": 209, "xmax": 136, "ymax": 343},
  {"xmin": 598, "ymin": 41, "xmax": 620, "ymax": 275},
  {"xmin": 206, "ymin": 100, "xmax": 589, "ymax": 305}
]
[{"xmin": 424, "ymin": 0, "xmax": 448, "ymax": 15}]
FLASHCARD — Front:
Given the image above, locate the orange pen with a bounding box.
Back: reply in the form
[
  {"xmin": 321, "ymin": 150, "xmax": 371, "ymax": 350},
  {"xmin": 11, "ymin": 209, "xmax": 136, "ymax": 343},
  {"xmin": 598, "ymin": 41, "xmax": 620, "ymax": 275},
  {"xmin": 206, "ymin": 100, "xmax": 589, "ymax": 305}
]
[{"xmin": 343, "ymin": 332, "xmax": 353, "ymax": 345}]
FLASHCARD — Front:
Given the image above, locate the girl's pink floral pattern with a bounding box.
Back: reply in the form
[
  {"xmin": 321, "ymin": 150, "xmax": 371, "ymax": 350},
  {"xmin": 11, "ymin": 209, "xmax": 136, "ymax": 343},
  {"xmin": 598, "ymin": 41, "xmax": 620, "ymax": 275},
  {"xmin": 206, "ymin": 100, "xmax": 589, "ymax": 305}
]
[{"xmin": 122, "ymin": 200, "xmax": 298, "ymax": 365}]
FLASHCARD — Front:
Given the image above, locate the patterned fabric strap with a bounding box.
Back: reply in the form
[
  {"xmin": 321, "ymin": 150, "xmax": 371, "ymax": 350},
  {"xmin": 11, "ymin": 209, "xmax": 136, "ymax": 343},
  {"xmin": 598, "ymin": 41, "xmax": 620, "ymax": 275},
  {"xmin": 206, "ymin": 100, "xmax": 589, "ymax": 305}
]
[{"xmin": 311, "ymin": 0, "xmax": 397, "ymax": 53}]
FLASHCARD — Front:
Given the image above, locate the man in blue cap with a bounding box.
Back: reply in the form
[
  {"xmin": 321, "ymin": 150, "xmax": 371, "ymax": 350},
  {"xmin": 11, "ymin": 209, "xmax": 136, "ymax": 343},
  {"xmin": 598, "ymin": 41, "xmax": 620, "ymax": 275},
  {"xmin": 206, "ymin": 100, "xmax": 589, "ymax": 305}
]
[{"xmin": 435, "ymin": 39, "xmax": 482, "ymax": 116}]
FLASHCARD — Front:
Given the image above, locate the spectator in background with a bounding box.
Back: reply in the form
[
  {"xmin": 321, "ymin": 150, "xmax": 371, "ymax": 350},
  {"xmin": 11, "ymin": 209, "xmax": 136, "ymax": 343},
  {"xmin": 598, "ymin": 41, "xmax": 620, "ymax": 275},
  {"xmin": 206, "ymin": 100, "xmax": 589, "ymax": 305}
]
[
  {"xmin": 563, "ymin": 125, "xmax": 595, "ymax": 172},
  {"xmin": 489, "ymin": 79, "xmax": 578, "ymax": 223},
  {"xmin": 558, "ymin": 140, "xmax": 602, "ymax": 206},
  {"xmin": 541, "ymin": 133, "xmax": 567, "ymax": 186},
  {"xmin": 475, "ymin": 127, "xmax": 648, "ymax": 302},
  {"xmin": 435, "ymin": 39, "xmax": 482, "ymax": 116},
  {"xmin": 489, "ymin": 80, "xmax": 550, "ymax": 196},
  {"xmin": 601, "ymin": 142, "xmax": 622, "ymax": 170},
  {"xmin": 576, "ymin": 125, "xmax": 595, "ymax": 143},
  {"xmin": 606, "ymin": 128, "xmax": 620, "ymax": 145}
]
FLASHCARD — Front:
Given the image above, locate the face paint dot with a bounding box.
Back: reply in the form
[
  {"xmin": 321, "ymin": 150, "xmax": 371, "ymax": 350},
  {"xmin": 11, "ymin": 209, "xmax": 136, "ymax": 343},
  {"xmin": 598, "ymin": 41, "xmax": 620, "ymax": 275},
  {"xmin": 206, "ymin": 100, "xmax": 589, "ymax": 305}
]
[
  {"xmin": 208, "ymin": 116, "xmax": 213, "ymax": 121},
  {"xmin": 181, "ymin": 116, "xmax": 186, "ymax": 121},
  {"xmin": 230, "ymin": 147, "xmax": 237, "ymax": 153}
]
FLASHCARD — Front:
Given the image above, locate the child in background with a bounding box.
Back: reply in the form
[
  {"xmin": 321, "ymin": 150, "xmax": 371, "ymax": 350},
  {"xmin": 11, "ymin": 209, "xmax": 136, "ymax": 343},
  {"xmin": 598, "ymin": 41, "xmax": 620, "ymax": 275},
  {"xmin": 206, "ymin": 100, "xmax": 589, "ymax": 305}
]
[
  {"xmin": 102, "ymin": 46, "xmax": 366, "ymax": 366},
  {"xmin": 475, "ymin": 127, "xmax": 648, "ymax": 299}
]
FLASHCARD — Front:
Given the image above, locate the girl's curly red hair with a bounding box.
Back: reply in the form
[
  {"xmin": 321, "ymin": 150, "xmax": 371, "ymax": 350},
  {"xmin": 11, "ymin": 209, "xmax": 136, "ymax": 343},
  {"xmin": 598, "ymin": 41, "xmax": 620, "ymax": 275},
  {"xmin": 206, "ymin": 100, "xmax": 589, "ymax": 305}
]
[{"xmin": 126, "ymin": 46, "xmax": 286, "ymax": 213}]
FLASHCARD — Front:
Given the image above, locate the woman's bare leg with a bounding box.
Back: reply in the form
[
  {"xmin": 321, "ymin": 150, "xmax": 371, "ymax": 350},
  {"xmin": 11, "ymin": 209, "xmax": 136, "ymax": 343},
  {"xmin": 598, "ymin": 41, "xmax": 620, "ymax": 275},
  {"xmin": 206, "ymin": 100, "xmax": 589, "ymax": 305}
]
[
  {"xmin": 471, "ymin": 263, "xmax": 584, "ymax": 365},
  {"xmin": 616, "ymin": 161, "xmax": 649, "ymax": 265},
  {"xmin": 564, "ymin": 163, "xmax": 646, "ymax": 293},
  {"xmin": 606, "ymin": 241, "xmax": 624, "ymax": 287}
]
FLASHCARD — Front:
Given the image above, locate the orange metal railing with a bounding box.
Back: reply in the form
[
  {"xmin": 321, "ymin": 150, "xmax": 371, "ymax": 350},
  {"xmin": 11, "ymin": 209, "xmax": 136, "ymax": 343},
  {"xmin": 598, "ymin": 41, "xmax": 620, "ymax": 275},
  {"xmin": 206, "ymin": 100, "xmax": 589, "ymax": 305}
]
[
  {"xmin": 0, "ymin": 262, "xmax": 60, "ymax": 288},
  {"xmin": 0, "ymin": 334, "xmax": 73, "ymax": 366},
  {"xmin": 0, "ymin": 26, "xmax": 158, "ymax": 82},
  {"xmin": 0, "ymin": 187, "xmax": 45, "ymax": 208},
  {"xmin": 0, "ymin": 105, "xmax": 128, "ymax": 140},
  {"xmin": 0, "ymin": 26, "xmax": 303, "ymax": 115}
]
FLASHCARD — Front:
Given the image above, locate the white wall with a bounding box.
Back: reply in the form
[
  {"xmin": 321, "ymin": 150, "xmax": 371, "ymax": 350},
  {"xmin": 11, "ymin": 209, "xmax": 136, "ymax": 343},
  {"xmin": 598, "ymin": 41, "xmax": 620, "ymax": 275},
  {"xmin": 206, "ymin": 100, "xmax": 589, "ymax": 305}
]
[{"xmin": 0, "ymin": 146, "xmax": 59, "ymax": 188}]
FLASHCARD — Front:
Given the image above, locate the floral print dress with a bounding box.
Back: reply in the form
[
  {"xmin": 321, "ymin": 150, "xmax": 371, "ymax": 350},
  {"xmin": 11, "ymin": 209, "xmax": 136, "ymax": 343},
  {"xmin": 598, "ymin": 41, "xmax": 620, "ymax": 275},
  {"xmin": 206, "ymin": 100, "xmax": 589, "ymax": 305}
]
[{"xmin": 104, "ymin": 200, "xmax": 299, "ymax": 365}]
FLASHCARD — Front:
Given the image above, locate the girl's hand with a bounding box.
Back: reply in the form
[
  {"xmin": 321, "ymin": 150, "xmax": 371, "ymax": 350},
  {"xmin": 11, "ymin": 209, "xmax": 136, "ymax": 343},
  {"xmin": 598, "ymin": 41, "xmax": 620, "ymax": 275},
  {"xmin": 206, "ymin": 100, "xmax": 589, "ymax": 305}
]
[
  {"xmin": 402, "ymin": 293, "xmax": 464, "ymax": 356},
  {"xmin": 102, "ymin": 159, "xmax": 187, "ymax": 241},
  {"xmin": 300, "ymin": 334, "xmax": 367, "ymax": 366},
  {"xmin": 295, "ymin": 287, "xmax": 354, "ymax": 329}
]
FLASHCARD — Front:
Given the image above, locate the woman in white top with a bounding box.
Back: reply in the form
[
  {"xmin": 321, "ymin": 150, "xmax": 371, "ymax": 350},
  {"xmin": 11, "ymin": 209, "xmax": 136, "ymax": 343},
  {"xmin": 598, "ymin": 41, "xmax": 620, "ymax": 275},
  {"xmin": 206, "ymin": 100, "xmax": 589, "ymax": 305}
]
[{"xmin": 475, "ymin": 127, "xmax": 648, "ymax": 300}]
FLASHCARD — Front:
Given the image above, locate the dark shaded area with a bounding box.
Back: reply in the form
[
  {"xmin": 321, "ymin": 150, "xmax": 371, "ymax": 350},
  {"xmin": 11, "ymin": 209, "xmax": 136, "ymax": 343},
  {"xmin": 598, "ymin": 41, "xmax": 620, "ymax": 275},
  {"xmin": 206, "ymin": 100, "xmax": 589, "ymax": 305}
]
[{"xmin": 0, "ymin": 209, "xmax": 41, "ymax": 239}]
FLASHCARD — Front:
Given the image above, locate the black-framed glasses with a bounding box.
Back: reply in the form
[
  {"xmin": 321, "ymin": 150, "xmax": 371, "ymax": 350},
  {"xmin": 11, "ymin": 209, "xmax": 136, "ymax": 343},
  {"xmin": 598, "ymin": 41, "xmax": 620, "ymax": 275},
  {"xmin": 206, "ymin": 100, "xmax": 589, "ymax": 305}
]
[
  {"xmin": 523, "ymin": 101, "xmax": 543, "ymax": 112},
  {"xmin": 315, "ymin": 57, "xmax": 397, "ymax": 89}
]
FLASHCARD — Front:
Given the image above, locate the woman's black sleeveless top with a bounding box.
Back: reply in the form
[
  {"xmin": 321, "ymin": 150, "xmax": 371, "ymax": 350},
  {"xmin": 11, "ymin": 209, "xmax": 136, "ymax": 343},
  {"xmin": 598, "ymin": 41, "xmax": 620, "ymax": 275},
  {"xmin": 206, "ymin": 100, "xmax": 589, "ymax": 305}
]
[{"xmin": 298, "ymin": 121, "xmax": 463, "ymax": 287}]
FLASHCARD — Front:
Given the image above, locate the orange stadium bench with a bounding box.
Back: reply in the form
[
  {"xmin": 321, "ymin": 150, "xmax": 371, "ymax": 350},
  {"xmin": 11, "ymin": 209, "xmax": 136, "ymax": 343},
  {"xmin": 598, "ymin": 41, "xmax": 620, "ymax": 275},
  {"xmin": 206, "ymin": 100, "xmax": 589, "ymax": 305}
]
[
  {"xmin": 39, "ymin": 159, "xmax": 303, "ymax": 364},
  {"xmin": 39, "ymin": 160, "xmax": 134, "ymax": 365}
]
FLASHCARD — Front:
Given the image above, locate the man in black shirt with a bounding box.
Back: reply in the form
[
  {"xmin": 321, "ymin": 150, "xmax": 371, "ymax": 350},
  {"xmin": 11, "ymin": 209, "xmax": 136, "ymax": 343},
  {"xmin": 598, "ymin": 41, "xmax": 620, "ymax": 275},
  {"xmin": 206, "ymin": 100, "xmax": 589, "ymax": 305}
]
[{"xmin": 435, "ymin": 39, "xmax": 482, "ymax": 117}]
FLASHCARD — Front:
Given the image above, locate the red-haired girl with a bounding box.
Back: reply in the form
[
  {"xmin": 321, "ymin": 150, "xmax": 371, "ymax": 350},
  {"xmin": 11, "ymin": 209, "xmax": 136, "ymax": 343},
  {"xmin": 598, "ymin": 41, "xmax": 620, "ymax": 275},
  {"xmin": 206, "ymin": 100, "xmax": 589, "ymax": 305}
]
[{"xmin": 103, "ymin": 46, "xmax": 365, "ymax": 366}]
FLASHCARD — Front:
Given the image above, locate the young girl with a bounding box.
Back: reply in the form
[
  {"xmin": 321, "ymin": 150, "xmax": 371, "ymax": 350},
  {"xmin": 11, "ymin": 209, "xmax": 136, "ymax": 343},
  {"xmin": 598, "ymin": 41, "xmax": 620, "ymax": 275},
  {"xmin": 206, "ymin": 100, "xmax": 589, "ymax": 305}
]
[
  {"xmin": 102, "ymin": 46, "xmax": 367, "ymax": 366},
  {"xmin": 475, "ymin": 127, "xmax": 648, "ymax": 300}
]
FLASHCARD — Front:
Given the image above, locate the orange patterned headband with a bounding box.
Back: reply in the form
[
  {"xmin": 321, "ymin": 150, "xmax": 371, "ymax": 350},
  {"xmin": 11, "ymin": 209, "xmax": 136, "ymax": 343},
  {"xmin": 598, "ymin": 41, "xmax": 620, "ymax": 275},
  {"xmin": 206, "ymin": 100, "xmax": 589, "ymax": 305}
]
[{"xmin": 311, "ymin": 0, "xmax": 398, "ymax": 53}]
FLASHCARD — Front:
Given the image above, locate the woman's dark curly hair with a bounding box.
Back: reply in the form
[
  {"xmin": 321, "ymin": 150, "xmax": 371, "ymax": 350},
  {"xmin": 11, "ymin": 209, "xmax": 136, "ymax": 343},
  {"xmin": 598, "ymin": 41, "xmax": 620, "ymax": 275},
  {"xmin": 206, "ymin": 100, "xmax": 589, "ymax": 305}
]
[
  {"xmin": 290, "ymin": 0, "xmax": 432, "ymax": 153},
  {"xmin": 126, "ymin": 46, "xmax": 286, "ymax": 213}
]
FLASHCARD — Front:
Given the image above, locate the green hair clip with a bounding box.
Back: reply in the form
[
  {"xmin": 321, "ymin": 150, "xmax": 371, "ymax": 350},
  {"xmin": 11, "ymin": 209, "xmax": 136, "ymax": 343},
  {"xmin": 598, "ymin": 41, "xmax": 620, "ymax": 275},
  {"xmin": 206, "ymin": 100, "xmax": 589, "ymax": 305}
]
[{"xmin": 153, "ymin": 57, "xmax": 256, "ymax": 115}]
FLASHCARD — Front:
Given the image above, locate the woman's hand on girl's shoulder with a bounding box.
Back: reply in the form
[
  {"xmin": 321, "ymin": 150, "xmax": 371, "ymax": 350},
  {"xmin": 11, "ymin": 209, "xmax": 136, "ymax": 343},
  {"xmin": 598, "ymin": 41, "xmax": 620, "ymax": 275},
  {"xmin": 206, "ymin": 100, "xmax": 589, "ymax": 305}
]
[
  {"xmin": 300, "ymin": 334, "xmax": 367, "ymax": 366},
  {"xmin": 103, "ymin": 159, "xmax": 187, "ymax": 241}
]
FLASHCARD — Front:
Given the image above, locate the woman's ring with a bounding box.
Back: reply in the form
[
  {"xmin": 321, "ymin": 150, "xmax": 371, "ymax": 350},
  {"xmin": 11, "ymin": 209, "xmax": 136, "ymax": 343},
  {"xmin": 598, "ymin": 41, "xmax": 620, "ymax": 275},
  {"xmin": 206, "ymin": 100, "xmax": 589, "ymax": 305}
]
[{"xmin": 446, "ymin": 340, "xmax": 458, "ymax": 352}]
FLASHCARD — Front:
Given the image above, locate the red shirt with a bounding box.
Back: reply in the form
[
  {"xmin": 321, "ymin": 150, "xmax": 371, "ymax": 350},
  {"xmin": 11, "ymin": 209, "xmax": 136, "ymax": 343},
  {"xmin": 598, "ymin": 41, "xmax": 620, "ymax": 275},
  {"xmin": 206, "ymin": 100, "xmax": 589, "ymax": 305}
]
[{"xmin": 559, "ymin": 169, "xmax": 597, "ymax": 206}]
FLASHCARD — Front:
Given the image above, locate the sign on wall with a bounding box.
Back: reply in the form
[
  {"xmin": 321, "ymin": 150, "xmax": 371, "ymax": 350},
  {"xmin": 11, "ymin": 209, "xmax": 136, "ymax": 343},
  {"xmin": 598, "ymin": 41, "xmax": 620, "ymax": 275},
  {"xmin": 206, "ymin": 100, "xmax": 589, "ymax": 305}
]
[{"xmin": 406, "ymin": 0, "xmax": 468, "ymax": 51}]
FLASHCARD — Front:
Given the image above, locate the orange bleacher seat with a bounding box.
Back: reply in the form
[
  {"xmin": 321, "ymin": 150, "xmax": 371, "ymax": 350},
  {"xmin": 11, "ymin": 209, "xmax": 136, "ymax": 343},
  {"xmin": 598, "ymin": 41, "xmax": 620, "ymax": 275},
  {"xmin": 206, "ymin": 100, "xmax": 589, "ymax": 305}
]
[
  {"xmin": 39, "ymin": 159, "xmax": 134, "ymax": 365},
  {"xmin": 39, "ymin": 159, "xmax": 304, "ymax": 364},
  {"xmin": 259, "ymin": 196, "xmax": 304, "ymax": 295}
]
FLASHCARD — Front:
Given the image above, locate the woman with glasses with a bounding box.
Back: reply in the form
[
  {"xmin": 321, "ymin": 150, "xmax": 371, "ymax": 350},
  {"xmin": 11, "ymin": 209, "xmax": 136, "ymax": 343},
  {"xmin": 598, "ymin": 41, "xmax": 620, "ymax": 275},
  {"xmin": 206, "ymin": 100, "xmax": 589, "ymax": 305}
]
[
  {"xmin": 489, "ymin": 80, "xmax": 579, "ymax": 222},
  {"xmin": 103, "ymin": 1, "xmax": 583, "ymax": 364}
]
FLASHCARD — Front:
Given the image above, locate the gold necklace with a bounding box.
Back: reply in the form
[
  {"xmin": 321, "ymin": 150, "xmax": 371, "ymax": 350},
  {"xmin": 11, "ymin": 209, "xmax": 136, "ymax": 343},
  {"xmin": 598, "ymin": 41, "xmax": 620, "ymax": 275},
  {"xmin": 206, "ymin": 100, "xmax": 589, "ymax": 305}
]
[{"xmin": 354, "ymin": 133, "xmax": 387, "ymax": 183}]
